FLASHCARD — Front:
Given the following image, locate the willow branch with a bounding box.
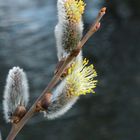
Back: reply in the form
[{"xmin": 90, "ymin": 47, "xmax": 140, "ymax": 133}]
[
  {"xmin": 6, "ymin": 7, "xmax": 106, "ymax": 140},
  {"xmin": 78, "ymin": 7, "xmax": 106, "ymax": 49}
]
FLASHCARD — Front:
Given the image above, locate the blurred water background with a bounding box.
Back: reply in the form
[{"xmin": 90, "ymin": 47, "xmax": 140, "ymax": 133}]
[{"xmin": 0, "ymin": 0, "xmax": 140, "ymax": 140}]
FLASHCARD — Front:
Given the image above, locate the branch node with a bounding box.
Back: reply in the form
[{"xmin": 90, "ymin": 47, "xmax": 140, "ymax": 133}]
[
  {"xmin": 36, "ymin": 93, "xmax": 52, "ymax": 112},
  {"xmin": 100, "ymin": 7, "xmax": 106, "ymax": 15},
  {"xmin": 11, "ymin": 106, "xmax": 26, "ymax": 124}
]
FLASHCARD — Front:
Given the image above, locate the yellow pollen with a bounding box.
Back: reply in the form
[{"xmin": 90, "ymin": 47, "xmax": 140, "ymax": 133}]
[
  {"xmin": 66, "ymin": 58, "xmax": 97, "ymax": 96},
  {"xmin": 64, "ymin": 0, "xmax": 86, "ymax": 24}
]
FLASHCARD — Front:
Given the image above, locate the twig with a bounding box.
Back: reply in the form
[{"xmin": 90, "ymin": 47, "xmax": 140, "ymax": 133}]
[
  {"xmin": 6, "ymin": 7, "xmax": 106, "ymax": 140},
  {"xmin": 78, "ymin": 7, "xmax": 106, "ymax": 49}
]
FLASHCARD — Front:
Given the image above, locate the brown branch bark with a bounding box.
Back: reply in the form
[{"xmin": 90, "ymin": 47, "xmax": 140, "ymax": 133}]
[{"xmin": 6, "ymin": 7, "xmax": 106, "ymax": 140}]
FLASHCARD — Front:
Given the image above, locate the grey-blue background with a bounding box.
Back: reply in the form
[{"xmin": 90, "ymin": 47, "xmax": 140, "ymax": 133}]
[{"xmin": 0, "ymin": 0, "xmax": 140, "ymax": 140}]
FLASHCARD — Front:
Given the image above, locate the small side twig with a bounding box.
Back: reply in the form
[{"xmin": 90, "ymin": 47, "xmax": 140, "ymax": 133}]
[
  {"xmin": 6, "ymin": 7, "xmax": 106, "ymax": 140},
  {"xmin": 78, "ymin": 7, "xmax": 106, "ymax": 49}
]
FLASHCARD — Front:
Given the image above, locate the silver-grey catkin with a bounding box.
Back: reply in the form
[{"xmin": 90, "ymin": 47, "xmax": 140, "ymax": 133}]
[
  {"xmin": 55, "ymin": 0, "xmax": 83, "ymax": 60},
  {"xmin": 3, "ymin": 67, "xmax": 29, "ymax": 123},
  {"xmin": 44, "ymin": 80, "xmax": 79, "ymax": 119}
]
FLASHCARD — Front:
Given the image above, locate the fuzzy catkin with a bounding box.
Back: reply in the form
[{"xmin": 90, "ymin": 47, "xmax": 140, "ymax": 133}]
[
  {"xmin": 3, "ymin": 67, "xmax": 29, "ymax": 122},
  {"xmin": 45, "ymin": 58, "xmax": 97, "ymax": 119},
  {"xmin": 55, "ymin": 0, "xmax": 84, "ymax": 60},
  {"xmin": 44, "ymin": 80, "xmax": 79, "ymax": 119}
]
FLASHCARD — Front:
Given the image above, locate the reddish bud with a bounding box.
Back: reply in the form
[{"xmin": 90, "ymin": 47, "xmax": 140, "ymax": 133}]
[
  {"xmin": 11, "ymin": 106, "xmax": 26, "ymax": 124},
  {"xmin": 36, "ymin": 93, "xmax": 52, "ymax": 112}
]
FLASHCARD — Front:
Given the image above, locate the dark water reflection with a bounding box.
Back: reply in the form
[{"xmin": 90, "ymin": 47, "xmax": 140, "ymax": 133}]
[{"xmin": 0, "ymin": 0, "xmax": 140, "ymax": 140}]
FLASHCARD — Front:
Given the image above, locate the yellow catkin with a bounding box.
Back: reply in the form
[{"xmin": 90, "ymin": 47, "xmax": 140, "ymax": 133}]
[
  {"xmin": 66, "ymin": 59, "xmax": 97, "ymax": 96},
  {"xmin": 64, "ymin": 0, "xmax": 86, "ymax": 24}
]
